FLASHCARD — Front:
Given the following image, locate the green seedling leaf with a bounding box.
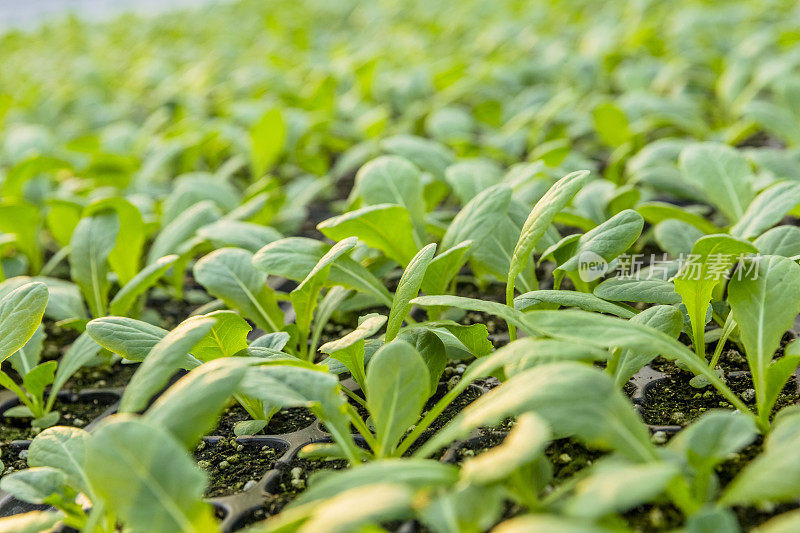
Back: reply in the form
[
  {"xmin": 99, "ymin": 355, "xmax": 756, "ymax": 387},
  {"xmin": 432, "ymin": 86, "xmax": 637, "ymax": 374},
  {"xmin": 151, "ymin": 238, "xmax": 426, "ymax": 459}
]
[
  {"xmin": 46, "ymin": 198, "xmax": 82, "ymax": 247},
  {"xmin": 495, "ymin": 338, "xmax": 608, "ymax": 377},
  {"xmin": 610, "ymin": 305, "xmax": 684, "ymax": 387},
  {"xmin": 162, "ymin": 173, "xmax": 240, "ymax": 226},
  {"xmin": 31, "ymin": 277, "xmax": 86, "ymax": 322},
  {"xmin": 46, "ymin": 333, "xmax": 102, "ymax": 412},
  {"xmin": 145, "ymin": 358, "xmax": 250, "ymax": 447},
  {"xmin": 251, "ymin": 331, "xmax": 291, "ymax": 351},
  {"xmin": 147, "ymin": 200, "xmax": 221, "ymax": 264},
  {"xmin": 190, "ymin": 310, "xmax": 251, "ymax": 361},
  {"xmin": 109, "ymin": 254, "xmax": 178, "ymax": 316},
  {"xmin": 558, "ymin": 209, "xmax": 644, "ymax": 273},
  {"xmin": 197, "ymin": 219, "xmax": 282, "ymax": 253},
  {"xmin": 728, "ymin": 255, "xmax": 800, "ymax": 425},
  {"xmin": 381, "ymin": 134, "xmax": 454, "ymax": 180},
  {"xmin": 292, "ymin": 459, "xmax": 457, "ymax": 507},
  {"xmin": 86, "ymin": 317, "xmax": 193, "ymax": 364},
  {"xmin": 318, "ymin": 204, "xmax": 419, "ymax": 267},
  {"xmin": 367, "ymin": 340, "xmax": 430, "ymax": 457},
  {"xmin": 637, "ymin": 201, "xmax": 718, "ymax": 234},
  {"xmin": 594, "ymin": 277, "xmax": 681, "ymax": 305},
  {"xmin": 411, "ymin": 295, "xmax": 531, "ymax": 333},
  {"xmin": 754, "ymin": 510, "xmax": 800, "ymax": 533},
  {"xmin": 28, "ymin": 426, "xmax": 91, "ymax": 494},
  {"xmin": 755, "ymin": 226, "xmax": 800, "ymax": 257},
  {"xmin": 320, "ymin": 314, "xmax": 386, "ymax": 391},
  {"xmin": 654, "ymin": 219, "xmax": 704, "ymax": 257},
  {"xmin": 386, "ymin": 243, "xmax": 436, "ymax": 341},
  {"xmin": 520, "ymin": 310, "xmax": 756, "ymax": 428},
  {"xmin": 309, "ymin": 286, "xmax": 350, "ymax": 357},
  {"xmin": 593, "ymin": 101, "xmax": 632, "ymax": 147},
  {"xmin": 444, "ymin": 159, "xmax": 503, "ymax": 205},
  {"xmin": 416, "ymin": 362, "xmax": 655, "ymax": 463},
  {"xmin": 507, "ymin": 170, "xmax": 590, "ymax": 303},
  {"xmin": 730, "ymin": 181, "xmax": 800, "ymax": 239},
  {"xmin": 194, "ymin": 247, "xmax": 283, "ymax": 333},
  {"xmin": 442, "ymin": 184, "xmax": 533, "ymax": 288},
  {"xmin": 120, "ymin": 316, "xmax": 216, "ymax": 413},
  {"xmin": 238, "ymin": 364, "xmax": 359, "ymax": 463},
  {"xmin": 0, "ymin": 467, "xmax": 68, "ymax": 504},
  {"xmin": 721, "ymin": 412, "xmax": 800, "ymax": 504},
  {"xmin": 673, "ymin": 234, "xmax": 758, "ymax": 358},
  {"xmin": 514, "ymin": 290, "xmax": 634, "ymax": 318},
  {"xmin": 0, "ymin": 202, "xmax": 42, "ymax": 272},
  {"xmin": 668, "ymin": 410, "xmax": 757, "ymax": 500},
  {"xmin": 0, "ymin": 282, "xmax": 48, "ymax": 362},
  {"xmin": 565, "ymin": 459, "xmax": 678, "ymax": 519},
  {"xmin": 351, "ymin": 155, "xmax": 426, "ymax": 238},
  {"xmin": 253, "ymin": 237, "xmax": 391, "ymax": 306},
  {"xmin": 685, "ymin": 508, "xmax": 741, "ymax": 533},
  {"xmin": 8, "ymin": 325, "xmax": 44, "ymax": 377},
  {"xmin": 420, "ymin": 240, "xmax": 471, "ymax": 296},
  {"xmin": 86, "ymin": 416, "xmax": 216, "ymax": 532},
  {"xmin": 291, "ymin": 238, "xmax": 357, "ymax": 359},
  {"xmin": 32, "ymin": 411, "xmax": 60, "ymax": 429},
  {"xmin": 22, "ymin": 361, "xmax": 56, "ymax": 410},
  {"xmin": 69, "ymin": 211, "xmax": 119, "ymax": 317},
  {"xmin": 86, "ymin": 197, "xmax": 145, "ymax": 285},
  {"xmin": 298, "ymin": 483, "xmax": 414, "ymax": 533},
  {"xmin": 461, "ymin": 412, "xmax": 550, "ymax": 485},
  {"xmin": 397, "ymin": 328, "xmax": 447, "ymax": 394},
  {"xmin": 250, "ymin": 107, "xmax": 286, "ymax": 178},
  {"xmin": 679, "ymin": 142, "xmax": 755, "ymax": 223},
  {"xmin": 0, "ymin": 511, "xmax": 60, "ymax": 532},
  {"xmin": 406, "ymin": 321, "xmax": 494, "ymax": 362}
]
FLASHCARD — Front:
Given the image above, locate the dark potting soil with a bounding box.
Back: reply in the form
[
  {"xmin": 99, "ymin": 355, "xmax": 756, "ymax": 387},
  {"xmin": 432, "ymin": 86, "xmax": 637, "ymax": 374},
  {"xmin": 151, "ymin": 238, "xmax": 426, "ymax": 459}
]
[
  {"xmin": 649, "ymin": 331, "xmax": 796, "ymax": 375},
  {"xmin": 0, "ymin": 395, "xmax": 116, "ymax": 442},
  {"xmin": 41, "ymin": 321, "xmax": 81, "ymax": 362},
  {"xmin": 409, "ymin": 384, "xmax": 484, "ymax": 453},
  {"xmin": 447, "ymin": 430, "xmax": 507, "ymax": 464},
  {"xmin": 641, "ymin": 374, "xmax": 799, "ymax": 426},
  {"xmin": 623, "ymin": 503, "xmax": 684, "ymax": 532},
  {"xmin": 194, "ymin": 438, "xmax": 287, "ymax": 498},
  {"xmin": 0, "ymin": 443, "xmax": 28, "ymax": 475},
  {"xmin": 623, "ymin": 501, "xmax": 799, "ymax": 532},
  {"xmin": 261, "ymin": 457, "xmax": 348, "ymax": 515},
  {"xmin": 211, "ymin": 406, "xmax": 315, "ymax": 437},
  {"xmin": 66, "ymin": 361, "xmax": 137, "ymax": 391},
  {"xmin": 145, "ymin": 277, "xmax": 211, "ymax": 330},
  {"xmin": 545, "ymin": 438, "xmax": 604, "ymax": 483}
]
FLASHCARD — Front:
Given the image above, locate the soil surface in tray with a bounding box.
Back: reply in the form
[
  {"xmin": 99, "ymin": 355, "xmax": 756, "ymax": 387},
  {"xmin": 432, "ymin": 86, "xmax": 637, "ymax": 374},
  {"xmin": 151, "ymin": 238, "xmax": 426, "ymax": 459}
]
[
  {"xmin": 0, "ymin": 395, "xmax": 116, "ymax": 442},
  {"xmin": 246, "ymin": 457, "xmax": 349, "ymax": 521},
  {"xmin": 641, "ymin": 373, "xmax": 798, "ymax": 426},
  {"xmin": 195, "ymin": 438, "xmax": 287, "ymax": 498},
  {"xmin": 211, "ymin": 406, "xmax": 315, "ymax": 437},
  {"xmin": 66, "ymin": 361, "xmax": 137, "ymax": 391}
]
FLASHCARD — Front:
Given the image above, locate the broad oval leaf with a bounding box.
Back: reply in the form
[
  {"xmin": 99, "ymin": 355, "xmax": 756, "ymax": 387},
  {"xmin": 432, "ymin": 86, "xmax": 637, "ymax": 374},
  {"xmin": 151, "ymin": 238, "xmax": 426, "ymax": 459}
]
[
  {"xmin": 85, "ymin": 416, "xmax": 215, "ymax": 532},
  {"xmin": 194, "ymin": 247, "xmax": 283, "ymax": 333},
  {"xmin": 0, "ymin": 282, "xmax": 48, "ymax": 362},
  {"xmin": 317, "ymin": 204, "xmax": 419, "ymax": 267},
  {"xmin": 367, "ymin": 340, "xmax": 430, "ymax": 457},
  {"xmin": 558, "ymin": 210, "xmax": 644, "ymax": 272},
  {"xmin": 69, "ymin": 211, "xmax": 119, "ymax": 317},
  {"xmin": 679, "ymin": 142, "xmax": 754, "ymax": 223}
]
